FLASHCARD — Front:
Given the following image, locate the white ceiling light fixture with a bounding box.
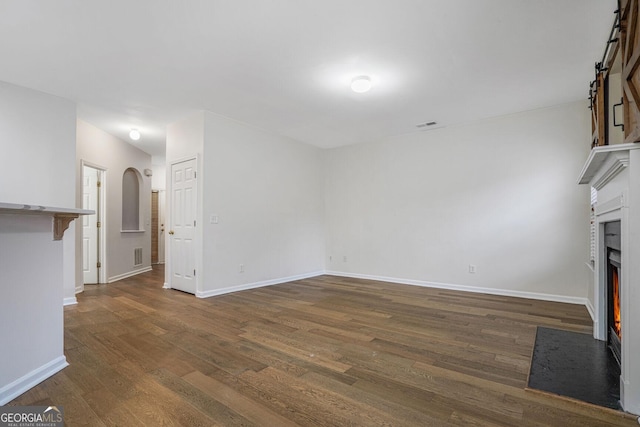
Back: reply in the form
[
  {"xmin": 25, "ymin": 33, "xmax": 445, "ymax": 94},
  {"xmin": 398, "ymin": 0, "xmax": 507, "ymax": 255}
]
[
  {"xmin": 129, "ymin": 129, "xmax": 141, "ymax": 141},
  {"xmin": 351, "ymin": 75, "xmax": 372, "ymax": 93}
]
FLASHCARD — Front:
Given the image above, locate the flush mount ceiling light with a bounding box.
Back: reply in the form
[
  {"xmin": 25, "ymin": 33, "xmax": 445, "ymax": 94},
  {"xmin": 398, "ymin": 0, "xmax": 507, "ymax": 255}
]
[
  {"xmin": 351, "ymin": 75, "xmax": 372, "ymax": 93},
  {"xmin": 129, "ymin": 129, "xmax": 141, "ymax": 141}
]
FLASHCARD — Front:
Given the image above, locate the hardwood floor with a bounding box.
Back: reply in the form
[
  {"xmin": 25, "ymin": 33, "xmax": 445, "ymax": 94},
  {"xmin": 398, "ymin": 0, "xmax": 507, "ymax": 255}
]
[{"xmin": 9, "ymin": 267, "xmax": 638, "ymax": 426}]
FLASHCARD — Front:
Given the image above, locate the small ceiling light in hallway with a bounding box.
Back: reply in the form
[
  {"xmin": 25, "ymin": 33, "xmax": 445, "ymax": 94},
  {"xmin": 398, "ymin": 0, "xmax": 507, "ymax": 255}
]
[
  {"xmin": 351, "ymin": 76, "xmax": 372, "ymax": 93},
  {"xmin": 129, "ymin": 129, "xmax": 141, "ymax": 141}
]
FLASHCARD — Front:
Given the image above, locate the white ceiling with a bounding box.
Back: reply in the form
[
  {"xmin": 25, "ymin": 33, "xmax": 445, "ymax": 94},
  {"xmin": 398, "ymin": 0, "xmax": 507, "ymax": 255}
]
[{"xmin": 0, "ymin": 1, "xmax": 616, "ymax": 162}]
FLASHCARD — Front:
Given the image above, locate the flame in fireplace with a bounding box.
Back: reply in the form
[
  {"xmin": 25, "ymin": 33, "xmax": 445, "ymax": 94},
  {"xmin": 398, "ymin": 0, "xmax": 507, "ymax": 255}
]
[{"xmin": 613, "ymin": 267, "xmax": 621, "ymax": 338}]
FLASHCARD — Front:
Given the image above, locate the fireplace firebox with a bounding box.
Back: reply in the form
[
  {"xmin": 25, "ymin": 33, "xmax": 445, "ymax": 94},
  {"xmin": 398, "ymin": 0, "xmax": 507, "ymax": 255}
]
[{"xmin": 605, "ymin": 221, "xmax": 621, "ymax": 365}]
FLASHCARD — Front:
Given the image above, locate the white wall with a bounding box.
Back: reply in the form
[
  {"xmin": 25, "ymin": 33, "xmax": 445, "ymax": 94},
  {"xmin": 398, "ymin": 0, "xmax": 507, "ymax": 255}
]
[
  {"xmin": 0, "ymin": 81, "xmax": 76, "ymax": 404},
  {"xmin": 324, "ymin": 101, "xmax": 592, "ymax": 300},
  {"xmin": 151, "ymin": 163, "xmax": 166, "ymax": 190},
  {"xmin": 165, "ymin": 112, "xmax": 205, "ymax": 288},
  {"xmin": 0, "ymin": 216, "xmax": 68, "ymax": 404},
  {"xmin": 0, "ymin": 82, "xmax": 76, "ymax": 206},
  {"xmin": 166, "ymin": 104, "xmax": 590, "ymax": 302},
  {"xmin": 165, "ymin": 112, "xmax": 325, "ymax": 296},
  {"xmin": 201, "ymin": 113, "xmax": 325, "ymax": 293},
  {"xmin": 166, "ymin": 111, "xmax": 205, "ymax": 162},
  {"xmin": 76, "ymin": 120, "xmax": 153, "ymax": 285}
]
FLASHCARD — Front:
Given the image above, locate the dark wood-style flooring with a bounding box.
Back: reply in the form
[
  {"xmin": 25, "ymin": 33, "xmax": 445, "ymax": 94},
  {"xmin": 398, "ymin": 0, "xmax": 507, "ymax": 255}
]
[{"xmin": 9, "ymin": 267, "xmax": 638, "ymax": 426}]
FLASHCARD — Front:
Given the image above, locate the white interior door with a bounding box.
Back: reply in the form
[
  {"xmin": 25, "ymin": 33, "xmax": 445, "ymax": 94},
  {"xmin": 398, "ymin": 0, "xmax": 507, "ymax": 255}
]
[
  {"xmin": 82, "ymin": 166, "xmax": 99, "ymax": 284},
  {"xmin": 170, "ymin": 158, "xmax": 197, "ymax": 294}
]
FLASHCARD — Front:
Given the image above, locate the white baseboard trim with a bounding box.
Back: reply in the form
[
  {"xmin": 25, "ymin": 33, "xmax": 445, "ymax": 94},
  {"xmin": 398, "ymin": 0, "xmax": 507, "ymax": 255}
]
[
  {"xmin": 108, "ymin": 266, "xmax": 153, "ymax": 283},
  {"xmin": 196, "ymin": 271, "xmax": 325, "ymax": 299},
  {"xmin": 162, "ymin": 282, "xmax": 170, "ymax": 289},
  {"xmin": 324, "ymin": 271, "xmax": 589, "ymax": 306},
  {"xmin": 0, "ymin": 356, "xmax": 68, "ymax": 405},
  {"xmin": 63, "ymin": 297, "xmax": 77, "ymax": 306}
]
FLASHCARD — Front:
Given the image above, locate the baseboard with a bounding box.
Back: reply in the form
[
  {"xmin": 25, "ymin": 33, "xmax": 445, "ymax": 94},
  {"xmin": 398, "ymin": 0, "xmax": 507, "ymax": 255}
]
[
  {"xmin": 174, "ymin": 268, "xmax": 589, "ymax": 307},
  {"xmin": 108, "ymin": 266, "xmax": 153, "ymax": 283},
  {"xmin": 63, "ymin": 297, "xmax": 77, "ymax": 306},
  {"xmin": 162, "ymin": 282, "xmax": 170, "ymax": 289},
  {"xmin": 196, "ymin": 271, "xmax": 325, "ymax": 299},
  {"xmin": 0, "ymin": 356, "xmax": 68, "ymax": 405},
  {"xmin": 324, "ymin": 271, "xmax": 590, "ymax": 306}
]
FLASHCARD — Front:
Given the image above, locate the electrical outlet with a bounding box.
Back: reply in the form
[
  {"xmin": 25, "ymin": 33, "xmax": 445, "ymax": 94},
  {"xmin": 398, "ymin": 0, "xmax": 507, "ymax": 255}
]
[
  {"xmin": 469, "ymin": 264, "xmax": 476, "ymax": 274},
  {"xmin": 210, "ymin": 215, "xmax": 219, "ymax": 224},
  {"xmin": 239, "ymin": 264, "xmax": 244, "ymax": 273}
]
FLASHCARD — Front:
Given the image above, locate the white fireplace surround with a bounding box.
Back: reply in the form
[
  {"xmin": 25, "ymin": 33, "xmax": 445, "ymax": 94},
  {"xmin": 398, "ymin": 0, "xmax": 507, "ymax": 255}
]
[{"xmin": 579, "ymin": 143, "xmax": 640, "ymax": 414}]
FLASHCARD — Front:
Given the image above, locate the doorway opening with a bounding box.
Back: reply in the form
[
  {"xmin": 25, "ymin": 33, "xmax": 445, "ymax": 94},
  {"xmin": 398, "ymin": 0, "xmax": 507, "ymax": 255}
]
[
  {"xmin": 82, "ymin": 164, "xmax": 106, "ymax": 285},
  {"xmin": 151, "ymin": 189, "xmax": 166, "ymax": 265}
]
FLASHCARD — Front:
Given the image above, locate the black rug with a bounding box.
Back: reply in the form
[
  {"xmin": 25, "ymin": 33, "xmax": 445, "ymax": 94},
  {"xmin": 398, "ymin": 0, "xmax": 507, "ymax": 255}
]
[{"xmin": 527, "ymin": 327, "xmax": 621, "ymax": 410}]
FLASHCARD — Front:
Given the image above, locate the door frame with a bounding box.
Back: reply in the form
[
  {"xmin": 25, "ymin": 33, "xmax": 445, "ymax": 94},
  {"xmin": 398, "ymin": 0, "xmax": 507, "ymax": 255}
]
[
  {"xmin": 165, "ymin": 154, "xmax": 200, "ymax": 295},
  {"xmin": 151, "ymin": 190, "xmax": 159, "ymax": 264},
  {"xmin": 81, "ymin": 160, "xmax": 107, "ymax": 285}
]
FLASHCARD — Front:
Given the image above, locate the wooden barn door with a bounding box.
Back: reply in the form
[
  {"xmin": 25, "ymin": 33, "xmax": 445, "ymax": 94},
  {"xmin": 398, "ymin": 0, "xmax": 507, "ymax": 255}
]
[
  {"xmin": 591, "ymin": 73, "xmax": 606, "ymax": 147},
  {"xmin": 621, "ymin": 0, "xmax": 640, "ymax": 143}
]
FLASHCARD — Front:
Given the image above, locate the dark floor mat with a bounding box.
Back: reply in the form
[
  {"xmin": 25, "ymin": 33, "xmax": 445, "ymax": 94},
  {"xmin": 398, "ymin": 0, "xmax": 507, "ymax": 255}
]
[{"xmin": 527, "ymin": 327, "xmax": 621, "ymax": 410}]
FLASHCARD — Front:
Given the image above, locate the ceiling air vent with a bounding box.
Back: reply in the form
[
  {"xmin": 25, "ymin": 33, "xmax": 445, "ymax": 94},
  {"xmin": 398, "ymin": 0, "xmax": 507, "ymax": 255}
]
[{"xmin": 416, "ymin": 121, "xmax": 437, "ymax": 128}]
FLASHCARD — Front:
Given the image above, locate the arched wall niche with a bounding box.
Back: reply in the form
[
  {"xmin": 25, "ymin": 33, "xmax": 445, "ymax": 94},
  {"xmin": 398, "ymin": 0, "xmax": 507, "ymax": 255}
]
[{"xmin": 122, "ymin": 167, "xmax": 142, "ymax": 231}]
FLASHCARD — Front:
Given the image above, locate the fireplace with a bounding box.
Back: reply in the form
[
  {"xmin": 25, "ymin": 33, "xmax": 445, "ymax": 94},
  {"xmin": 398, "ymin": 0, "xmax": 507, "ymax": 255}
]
[
  {"xmin": 605, "ymin": 221, "xmax": 621, "ymax": 365},
  {"xmin": 578, "ymin": 143, "xmax": 640, "ymax": 414}
]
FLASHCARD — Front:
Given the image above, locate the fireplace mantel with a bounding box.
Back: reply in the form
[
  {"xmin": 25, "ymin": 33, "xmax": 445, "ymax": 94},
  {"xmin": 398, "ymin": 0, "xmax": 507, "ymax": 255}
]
[
  {"xmin": 578, "ymin": 143, "xmax": 640, "ymax": 415},
  {"xmin": 0, "ymin": 202, "xmax": 93, "ymax": 240},
  {"xmin": 578, "ymin": 143, "xmax": 639, "ymax": 186}
]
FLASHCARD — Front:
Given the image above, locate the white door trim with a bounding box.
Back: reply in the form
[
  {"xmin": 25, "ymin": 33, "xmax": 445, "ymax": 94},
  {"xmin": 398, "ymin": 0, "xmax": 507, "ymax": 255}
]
[{"xmin": 80, "ymin": 160, "xmax": 107, "ymax": 287}]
